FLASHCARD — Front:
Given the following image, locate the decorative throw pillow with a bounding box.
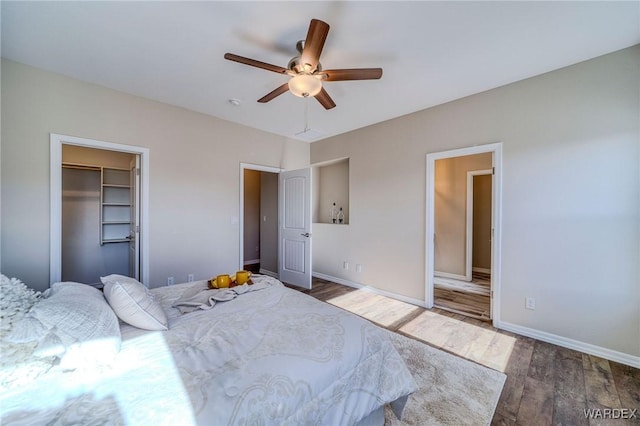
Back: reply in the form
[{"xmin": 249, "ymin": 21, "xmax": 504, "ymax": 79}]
[
  {"xmin": 5, "ymin": 281, "xmax": 121, "ymax": 368},
  {"xmin": 101, "ymin": 274, "xmax": 168, "ymax": 331},
  {"xmin": 0, "ymin": 274, "xmax": 42, "ymax": 338}
]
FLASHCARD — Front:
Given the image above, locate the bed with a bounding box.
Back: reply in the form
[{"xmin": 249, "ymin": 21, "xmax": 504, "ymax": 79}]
[{"xmin": 0, "ymin": 274, "xmax": 417, "ymax": 425}]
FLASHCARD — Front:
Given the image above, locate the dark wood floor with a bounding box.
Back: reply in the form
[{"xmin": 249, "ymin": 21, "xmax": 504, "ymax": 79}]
[
  {"xmin": 434, "ymin": 271, "xmax": 492, "ymax": 320},
  {"xmin": 243, "ymin": 263, "xmax": 260, "ymax": 273},
  {"xmin": 294, "ymin": 278, "xmax": 640, "ymax": 426},
  {"xmin": 434, "ymin": 287, "xmax": 491, "ymax": 320}
]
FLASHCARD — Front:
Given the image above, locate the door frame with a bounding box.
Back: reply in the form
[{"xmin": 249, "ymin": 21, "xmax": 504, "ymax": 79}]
[
  {"xmin": 466, "ymin": 169, "xmax": 493, "ymax": 280},
  {"xmin": 50, "ymin": 133, "xmax": 150, "ymax": 286},
  {"xmin": 425, "ymin": 142, "xmax": 503, "ymax": 325},
  {"xmin": 129, "ymin": 155, "xmax": 141, "ymax": 280},
  {"xmin": 239, "ymin": 163, "xmax": 282, "ymax": 272}
]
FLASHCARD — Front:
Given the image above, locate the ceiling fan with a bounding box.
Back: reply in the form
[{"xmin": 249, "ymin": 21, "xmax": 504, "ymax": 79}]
[{"xmin": 224, "ymin": 19, "xmax": 383, "ymax": 110}]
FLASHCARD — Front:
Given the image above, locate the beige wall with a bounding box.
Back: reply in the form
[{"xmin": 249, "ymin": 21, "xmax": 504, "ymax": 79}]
[
  {"xmin": 472, "ymin": 174, "xmax": 492, "ymax": 271},
  {"xmin": 243, "ymin": 169, "xmax": 261, "ymax": 263},
  {"xmin": 434, "ymin": 153, "xmax": 492, "ymax": 276},
  {"xmin": 259, "ymin": 171, "xmax": 278, "ymax": 274},
  {"xmin": 1, "ymin": 59, "xmax": 309, "ymax": 290},
  {"xmin": 62, "ymin": 145, "xmax": 134, "ymax": 169},
  {"xmin": 311, "ymin": 46, "xmax": 640, "ymax": 357}
]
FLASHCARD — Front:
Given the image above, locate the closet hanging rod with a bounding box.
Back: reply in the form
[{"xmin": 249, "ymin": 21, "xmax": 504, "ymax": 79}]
[{"xmin": 62, "ymin": 162, "xmax": 101, "ymax": 171}]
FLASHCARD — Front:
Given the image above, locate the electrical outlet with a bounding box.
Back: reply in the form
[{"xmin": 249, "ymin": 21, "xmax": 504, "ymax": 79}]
[
  {"xmin": 167, "ymin": 276, "xmax": 174, "ymax": 286},
  {"xmin": 356, "ymin": 264, "xmax": 363, "ymax": 273},
  {"xmin": 343, "ymin": 261, "xmax": 349, "ymax": 270},
  {"xmin": 256, "ymin": 246, "xmax": 259, "ymax": 252},
  {"xmin": 525, "ymin": 297, "xmax": 536, "ymax": 310},
  {"xmin": 187, "ymin": 274, "xmax": 194, "ymax": 282}
]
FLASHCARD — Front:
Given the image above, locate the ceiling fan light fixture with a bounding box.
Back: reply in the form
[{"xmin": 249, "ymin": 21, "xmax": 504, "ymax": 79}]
[{"xmin": 288, "ymin": 74, "xmax": 322, "ymax": 98}]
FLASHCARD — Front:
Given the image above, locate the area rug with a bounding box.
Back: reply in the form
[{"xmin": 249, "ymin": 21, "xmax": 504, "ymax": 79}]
[{"xmin": 385, "ymin": 330, "xmax": 506, "ymax": 425}]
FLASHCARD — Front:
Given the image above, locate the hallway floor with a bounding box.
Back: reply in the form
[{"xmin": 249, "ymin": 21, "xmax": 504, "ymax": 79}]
[{"xmin": 434, "ymin": 271, "xmax": 491, "ymax": 320}]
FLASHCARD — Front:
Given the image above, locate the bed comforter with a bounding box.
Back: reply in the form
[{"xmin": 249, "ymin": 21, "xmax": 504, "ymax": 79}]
[{"xmin": 1, "ymin": 276, "xmax": 416, "ymax": 425}]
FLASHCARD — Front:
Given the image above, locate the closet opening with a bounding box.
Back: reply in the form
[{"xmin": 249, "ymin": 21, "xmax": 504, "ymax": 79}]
[
  {"xmin": 50, "ymin": 134, "xmax": 150, "ymax": 287},
  {"xmin": 61, "ymin": 146, "xmax": 139, "ymax": 285}
]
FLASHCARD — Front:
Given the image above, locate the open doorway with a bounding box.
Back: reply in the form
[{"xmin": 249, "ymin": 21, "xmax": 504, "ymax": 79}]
[
  {"xmin": 50, "ymin": 134, "xmax": 149, "ymax": 287},
  {"xmin": 240, "ymin": 164, "xmax": 280, "ymax": 277},
  {"xmin": 61, "ymin": 145, "xmax": 139, "ymax": 285},
  {"xmin": 240, "ymin": 163, "xmax": 313, "ymax": 289},
  {"xmin": 425, "ymin": 143, "xmax": 502, "ymax": 324},
  {"xmin": 432, "ymin": 154, "xmax": 492, "ymax": 319}
]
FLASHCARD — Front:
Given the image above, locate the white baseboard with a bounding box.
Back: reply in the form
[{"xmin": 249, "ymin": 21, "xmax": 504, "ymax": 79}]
[
  {"xmin": 496, "ymin": 320, "xmax": 640, "ymax": 369},
  {"xmin": 243, "ymin": 259, "xmax": 260, "ymax": 265},
  {"xmin": 258, "ymin": 268, "xmax": 278, "ymax": 279},
  {"xmin": 434, "ymin": 271, "xmax": 467, "ymax": 281},
  {"xmin": 312, "ymin": 272, "xmax": 426, "ymax": 308},
  {"xmin": 472, "ymin": 267, "xmax": 491, "ymax": 274}
]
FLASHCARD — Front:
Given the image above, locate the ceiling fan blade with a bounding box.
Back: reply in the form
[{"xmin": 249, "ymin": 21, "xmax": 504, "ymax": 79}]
[
  {"xmin": 224, "ymin": 53, "xmax": 288, "ymax": 74},
  {"xmin": 257, "ymin": 83, "xmax": 290, "ymax": 103},
  {"xmin": 314, "ymin": 87, "xmax": 336, "ymax": 110},
  {"xmin": 321, "ymin": 68, "xmax": 383, "ymax": 81},
  {"xmin": 300, "ymin": 19, "xmax": 330, "ymax": 72}
]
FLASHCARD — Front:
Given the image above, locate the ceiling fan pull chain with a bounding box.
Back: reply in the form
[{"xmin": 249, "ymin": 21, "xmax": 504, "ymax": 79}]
[{"xmin": 304, "ymin": 96, "xmax": 310, "ymax": 132}]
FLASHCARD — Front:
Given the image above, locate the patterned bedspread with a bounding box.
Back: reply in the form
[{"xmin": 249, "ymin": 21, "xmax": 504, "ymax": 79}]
[{"xmin": 2, "ymin": 276, "xmax": 416, "ymax": 425}]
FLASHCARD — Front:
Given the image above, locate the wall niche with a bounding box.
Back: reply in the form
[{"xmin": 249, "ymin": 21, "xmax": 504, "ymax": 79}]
[{"xmin": 312, "ymin": 158, "xmax": 349, "ymax": 225}]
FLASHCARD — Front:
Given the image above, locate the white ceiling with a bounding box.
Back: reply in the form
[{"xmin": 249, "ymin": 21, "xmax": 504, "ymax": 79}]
[{"xmin": 2, "ymin": 1, "xmax": 639, "ymax": 142}]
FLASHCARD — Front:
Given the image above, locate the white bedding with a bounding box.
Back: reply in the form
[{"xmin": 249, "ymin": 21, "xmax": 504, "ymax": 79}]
[{"xmin": 1, "ymin": 275, "xmax": 416, "ymax": 425}]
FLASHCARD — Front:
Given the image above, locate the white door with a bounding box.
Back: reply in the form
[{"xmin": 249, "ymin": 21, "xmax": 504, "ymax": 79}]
[
  {"xmin": 278, "ymin": 168, "xmax": 312, "ymax": 289},
  {"xmin": 129, "ymin": 155, "xmax": 140, "ymax": 280}
]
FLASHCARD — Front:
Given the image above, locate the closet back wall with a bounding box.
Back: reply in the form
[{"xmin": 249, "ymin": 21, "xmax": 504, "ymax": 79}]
[{"xmin": 62, "ymin": 168, "xmax": 127, "ymax": 283}]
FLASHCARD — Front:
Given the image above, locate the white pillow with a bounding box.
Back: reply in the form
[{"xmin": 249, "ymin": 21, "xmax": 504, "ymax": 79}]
[
  {"xmin": 0, "ymin": 274, "xmax": 42, "ymax": 337},
  {"xmin": 5, "ymin": 281, "xmax": 121, "ymax": 368},
  {"xmin": 101, "ymin": 274, "xmax": 168, "ymax": 331}
]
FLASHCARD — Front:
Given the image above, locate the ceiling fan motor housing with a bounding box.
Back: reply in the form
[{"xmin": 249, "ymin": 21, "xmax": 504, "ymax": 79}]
[{"xmin": 288, "ymin": 56, "xmax": 322, "ymax": 75}]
